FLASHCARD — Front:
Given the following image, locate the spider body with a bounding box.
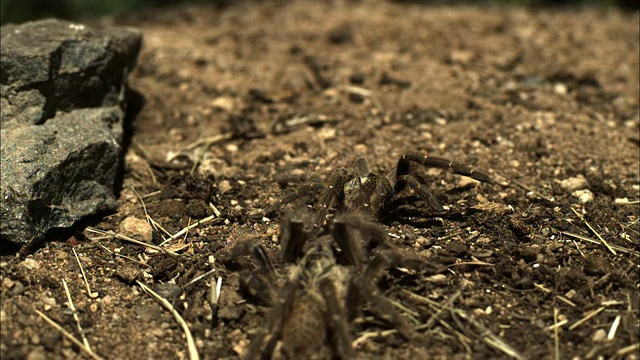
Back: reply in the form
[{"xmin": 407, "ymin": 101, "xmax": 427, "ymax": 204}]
[
  {"xmin": 303, "ymin": 152, "xmax": 490, "ymax": 231},
  {"xmin": 224, "ymin": 212, "xmax": 417, "ymax": 360}
]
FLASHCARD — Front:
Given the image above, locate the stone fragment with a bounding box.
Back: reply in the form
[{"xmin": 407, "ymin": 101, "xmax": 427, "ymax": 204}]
[
  {"xmin": 0, "ymin": 19, "xmax": 142, "ymax": 246},
  {"xmin": 572, "ymin": 189, "xmax": 594, "ymax": 203},
  {"xmin": 119, "ymin": 216, "xmax": 153, "ymax": 242},
  {"xmin": 560, "ymin": 175, "xmax": 589, "ymax": 192}
]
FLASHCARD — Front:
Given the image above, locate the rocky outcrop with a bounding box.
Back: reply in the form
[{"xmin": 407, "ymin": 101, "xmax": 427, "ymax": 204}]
[{"xmin": 1, "ymin": 19, "xmax": 142, "ymax": 246}]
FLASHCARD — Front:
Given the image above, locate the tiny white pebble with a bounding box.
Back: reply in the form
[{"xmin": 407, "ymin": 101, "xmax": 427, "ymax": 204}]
[
  {"xmin": 572, "ymin": 189, "xmax": 594, "ymax": 204},
  {"xmin": 553, "ymin": 83, "xmax": 568, "ymax": 95},
  {"xmin": 592, "ymin": 328, "xmax": 607, "ymax": 342},
  {"xmin": 560, "ymin": 175, "xmax": 589, "ymax": 192}
]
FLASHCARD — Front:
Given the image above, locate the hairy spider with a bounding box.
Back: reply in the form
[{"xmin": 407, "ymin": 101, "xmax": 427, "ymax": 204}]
[
  {"xmin": 224, "ymin": 211, "xmax": 419, "ymax": 360},
  {"xmin": 279, "ymin": 152, "xmax": 490, "ymax": 231}
]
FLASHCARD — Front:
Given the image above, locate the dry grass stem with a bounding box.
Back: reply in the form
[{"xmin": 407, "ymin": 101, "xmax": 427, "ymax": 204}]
[
  {"xmin": 614, "ymin": 343, "xmax": 640, "ymax": 359},
  {"xmin": 570, "ymin": 208, "xmax": 617, "ymax": 255},
  {"xmin": 534, "ymin": 283, "xmax": 553, "ymax": 293},
  {"xmin": 560, "ymin": 231, "xmax": 639, "ymax": 256},
  {"xmin": 387, "ymin": 297, "xmax": 420, "ymax": 322},
  {"xmin": 553, "ymin": 308, "xmax": 560, "ymax": 360},
  {"xmin": 130, "ymin": 187, "xmax": 173, "ymax": 239},
  {"xmin": 183, "ymin": 132, "xmax": 234, "ymax": 151},
  {"xmin": 607, "ymin": 315, "xmax": 621, "ymax": 340},
  {"xmin": 508, "ymin": 177, "xmax": 554, "ymax": 203},
  {"xmin": 570, "ymin": 239, "xmax": 586, "ymax": 257},
  {"xmin": 415, "ymin": 289, "xmax": 463, "ymax": 332},
  {"xmin": 352, "ymin": 329, "xmax": 399, "ymax": 348},
  {"xmin": 555, "ymin": 295, "xmax": 576, "ymax": 307},
  {"xmin": 160, "ymin": 214, "xmax": 218, "ymax": 246},
  {"xmin": 62, "ymin": 278, "xmax": 92, "ymax": 351},
  {"xmin": 86, "ymin": 227, "xmax": 179, "ymax": 256},
  {"xmin": 402, "ymin": 289, "xmax": 526, "ymax": 360},
  {"xmin": 72, "ymin": 247, "xmax": 95, "ymax": 297},
  {"xmin": 99, "ymin": 244, "xmax": 150, "ymax": 267},
  {"xmin": 35, "ymin": 309, "xmax": 104, "ymax": 360},
  {"xmin": 185, "ymin": 268, "xmax": 217, "ymax": 287},
  {"xmin": 447, "ymin": 261, "xmax": 494, "ymax": 267},
  {"xmin": 568, "ymin": 307, "xmax": 605, "ymax": 330},
  {"xmin": 137, "ymin": 281, "xmax": 200, "ymax": 360},
  {"xmin": 209, "ymin": 202, "xmax": 222, "ymax": 217}
]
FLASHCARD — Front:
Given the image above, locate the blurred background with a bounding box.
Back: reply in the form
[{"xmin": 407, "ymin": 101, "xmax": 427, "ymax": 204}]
[{"xmin": 1, "ymin": 0, "xmax": 637, "ymax": 26}]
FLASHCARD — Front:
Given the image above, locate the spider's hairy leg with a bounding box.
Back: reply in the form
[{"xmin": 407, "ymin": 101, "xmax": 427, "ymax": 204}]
[
  {"xmin": 363, "ymin": 175, "xmax": 394, "ymax": 215},
  {"xmin": 352, "ymin": 157, "xmax": 370, "ymax": 177},
  {"xmin": 319, "ymin": 277, "xmax": 353, "ymax": 360},
  {"xmin": 331, "ymin": 216, "xmax": 366, "ymax": 266},
  {"xmin": 397, "ymin": 152, "xmax": 491, "ymax": 182},
  {"xmin": 395, "ymin": 174, "xmax": 444, "ymax": 212},
  {"xmin": 314, "ymin": 168, "xmax": 351, "ymax": 231},
  {"xmin": 332, "ymin": 212, "xmax": 391, "ymax": 265},
  {"xmin": 224, "ymin": 239, "xmax": 278, "ymax": 306},
  {"xmin": 225, "ymin": 238, "xmax": 277, "ymax": 281},
  {"xmin": 265, "ymin": 173, "xmax": 324, "ymax": 219},
  {"xmin": 279, "ymin": 212, "xmax": 311, "ymax": 264},
  {"xmin": 347, "ymin": 252, "xmax": 414, "ymax": 340},
  {"xmin": 245, "ymin": 281, "xmax": 298, "ymax": 360}
]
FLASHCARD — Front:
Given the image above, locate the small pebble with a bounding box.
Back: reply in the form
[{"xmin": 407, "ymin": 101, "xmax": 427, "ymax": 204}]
[
  {"xmin": 426, "ymin": 274, "xmax": 447, "ymax": 283},
  {"xmin": 592, "ymin": 328, "xmax": 607, "ymax": 342},
  {"xmin": 449, "ymin": 49, "xmax": 474, "ymax": 64},
  {"xmin": 225, "ymin": 143, "xmax": 239, "ymax": 153},
  {"xmin": 458, "ymin": 176, "xmax": 479, "ymax": 188},
  {"xmin": 353, "ymin": 143, "xmax": 368, "ymax": 154},
  {"xmin": 560, "ymin": 175, "xmax": 589, "ymax": 192},
  {"xmin": 211, "ymin": 96, "xmax": 235, "ymax": 112},
  {"xmin": 572, "ymin": 189, "xmax": 594, "ymax": 203},
  {"xmin": 553, "ymin": 83, "xmax": 568, "ymax": 95},
  {"xmin": 218, "ymin": 180, "xmax": 232, "ymax": 194},
  {"xmin": 20, "ymin": 258, "xmax": 41, "ymax": 270},
  {"xmin": 119, "ymin": 216, "xmax": 153, "ymax": 242}
]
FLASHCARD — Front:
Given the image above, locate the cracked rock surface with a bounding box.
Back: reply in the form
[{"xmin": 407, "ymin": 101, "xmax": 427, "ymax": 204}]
[{"xmin": 1, "ymin": 19, "xmax": 142, "ymax": 245}]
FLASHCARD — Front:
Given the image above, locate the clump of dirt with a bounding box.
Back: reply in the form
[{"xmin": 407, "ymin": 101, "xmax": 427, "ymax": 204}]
[{"xmin": 1, "ymin": 2, "xmax": 638, "ymax": 360}]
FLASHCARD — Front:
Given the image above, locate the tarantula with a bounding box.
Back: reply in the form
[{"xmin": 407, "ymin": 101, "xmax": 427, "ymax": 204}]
[
  {"xmin": 279, "ymin": 152, "xmax": 490, "ymax": 231},
  {"xmin": 224, "ymin": 212, "xmax": 420, "ymax": 360}
]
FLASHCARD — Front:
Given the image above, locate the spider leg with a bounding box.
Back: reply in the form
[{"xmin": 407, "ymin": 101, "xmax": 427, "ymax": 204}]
[
  {"xmin": 280, "ymin": 213, "xmax": 311, "ymax": 264},
  {"xmin": 397, "ymin": 152, "xmax": 490, "ymax": 182},
  {"xmin": 314, "ymin": 168, "xmax": 350, "ymax": 232},
  {"xmin": 245, "ymin": 280, "xmax": 298, "ymax": 360},
  {"xmin": 225, "ymin": 239, "xmax": 277, "ymax": 281},
  {"xmin": 363, "ymin": 175, "xmax": 394, "ymax": 215},
  {"xmin": 331, "ymin": 216, "xmax": 365, "ymax": 266},
  {"xmin": 352, "ymin": 157, "xmax": 370, "ymax": 178},
  {"xmin": 395, "ymin": 174, "xmax": 444, "ymax": 212},
  {"xmin": 347, "ymin": 253, "xmax": 414, "ymax": 340},
  {"xmin": 332, "ymin": 212, "xmax": 390, "ymax": 265},
  {"xmin": 319, "ymin": 276, "xmax": 353, "ymax": 360}
]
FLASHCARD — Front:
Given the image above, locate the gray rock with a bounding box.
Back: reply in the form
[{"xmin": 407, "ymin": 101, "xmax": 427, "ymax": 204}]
[{"xmin": 1, "ymin": 19, "xmax": 142, "ymax": 245}]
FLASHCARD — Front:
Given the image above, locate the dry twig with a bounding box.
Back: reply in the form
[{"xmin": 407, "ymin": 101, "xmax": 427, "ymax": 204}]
[
  {"xmin": 137, "ymin": 281, "xmax": 200, "ymax": 360},
  {"xmin": 402, "ymin": 289, "xmax": 527, "ymax": 360},
  {"xmin": 35, "ymin": 309, "xmax": 103, "ymax": 360},
  {"xmin": 72, "ymin": 247, "xmax": 96, "ymax": 298},
  {"xmin": 62, "ymin": 279, "xmax": 92, "ymax": 351},
  {"xmin": 86, "ymin": 227, "xmax": 179, "ymax": 256},
  {"xmin": 570, "ymin": 208, "xmax": 617, "ymax": 255}
]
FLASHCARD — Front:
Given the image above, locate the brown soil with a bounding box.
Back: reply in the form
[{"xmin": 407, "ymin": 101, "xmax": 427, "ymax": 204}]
[{"xmin": 1, "ymin": 2, "xmax": 638, "ymax": 359}]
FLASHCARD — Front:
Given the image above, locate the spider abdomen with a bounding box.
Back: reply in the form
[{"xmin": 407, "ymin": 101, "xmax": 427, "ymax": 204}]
[{"xmin": 282, "ymin": 293, "xmax": 326, "ymax": 358}]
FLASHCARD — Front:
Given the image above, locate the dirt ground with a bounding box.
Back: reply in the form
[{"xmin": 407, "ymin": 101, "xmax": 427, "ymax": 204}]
[{"xmin": 1, "ymin": 1, "xmax": 639, "ymax": 359}]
